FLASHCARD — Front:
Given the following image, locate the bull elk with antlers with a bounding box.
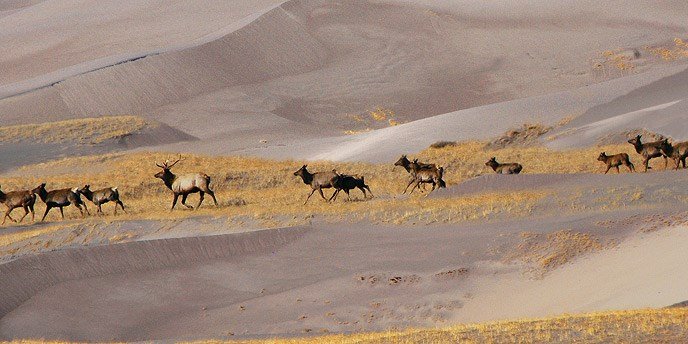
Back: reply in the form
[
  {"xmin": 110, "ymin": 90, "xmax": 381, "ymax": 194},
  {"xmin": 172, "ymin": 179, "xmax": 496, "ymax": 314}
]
[{"xmin": 154, "ymin": 157, "xmax": 218, "ymax": 211}]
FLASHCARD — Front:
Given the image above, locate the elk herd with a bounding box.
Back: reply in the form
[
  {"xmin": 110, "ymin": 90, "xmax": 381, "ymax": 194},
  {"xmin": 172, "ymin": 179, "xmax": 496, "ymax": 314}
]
[{"xmin": 1, "ymin": 134, "xmax": 687, "ymax": 224}]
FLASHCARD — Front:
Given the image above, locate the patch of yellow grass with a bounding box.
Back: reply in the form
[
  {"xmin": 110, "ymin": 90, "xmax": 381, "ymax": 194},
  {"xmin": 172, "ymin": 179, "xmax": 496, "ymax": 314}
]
[
  {"xmin": 176, "ymin": 308, "xmax": 688, "ymax": 344},
  {"xmin": 0, "ymin": 116, "xmax": 149, "ymax": 144}
]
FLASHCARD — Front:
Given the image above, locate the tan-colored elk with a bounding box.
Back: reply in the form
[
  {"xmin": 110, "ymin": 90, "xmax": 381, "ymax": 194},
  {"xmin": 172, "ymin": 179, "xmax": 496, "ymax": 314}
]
[
  {"xmin": 597, "ymin": 152, "xmax": 635, "ymax": 174},
  {"xmin": 78, "ymin": 185, "xmax": 126, "ymax": 215},
  {"xmin": 404, "ymin": 160, "xmax": 446, "ymax": 195},
  {"xmin": 0, "ymin": 185, "xmax": 37, "ymax": 225},
  {"xmin": 293, "ymin": 165, "xmax": 338, "ymax": 204},
  {"xmin": 659, "ymin": 140, "xmax": 688, "ymax": 170},
  {"xmin": 485, "ymin": 157, "xmax": 523, "ymax": 174},
  {"xmin": 34, "ymin": 183, "xmax": 90, "ymax": 221},
  {"xmin": 154, "ymin": 157, "xmax": 218, "ymax": 211}
]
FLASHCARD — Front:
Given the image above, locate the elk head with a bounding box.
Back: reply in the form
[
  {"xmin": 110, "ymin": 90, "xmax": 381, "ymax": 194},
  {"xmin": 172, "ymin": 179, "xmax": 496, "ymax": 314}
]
[{"xmin": 597, "ymin": 152, "xmax": 607, "ymax": 161}]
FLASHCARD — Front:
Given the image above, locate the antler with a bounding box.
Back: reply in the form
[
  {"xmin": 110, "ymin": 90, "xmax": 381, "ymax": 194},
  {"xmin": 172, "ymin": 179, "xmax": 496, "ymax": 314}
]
[{"xmin": 168, "ymin": 155, "xmax": 184, "ymax": 168}]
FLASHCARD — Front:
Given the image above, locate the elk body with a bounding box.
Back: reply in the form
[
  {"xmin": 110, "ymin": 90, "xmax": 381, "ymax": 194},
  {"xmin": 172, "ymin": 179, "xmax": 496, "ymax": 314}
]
[
  {"xmin": 79, "ymin": 185, "xmax": 126, "ymax": 215},
  {"xmin": 154, "ymin": 158, "xmax": 218, "ymax": 211},
  {"xmin": 485, "ymin": 157, "xmax": 523, "ymax": 174},
  {"xmin": 660, "ymin": 140, "xmax": 688, "ymax": 169},
  {"xmin": 597, "ymin": 152, "xmax": 635, "ymax": 174},
  {"xmin": 0, "ymin": 185, "xmax": 37, "ymax": 225},
  {"xmin": 329, "ymin": 172, "xmax": 373, "ymax": 202},
  {"xmin": 404, "ymin": 161, "xmax": 446, "ymax": 195},
  {"xmin": 627, "ymin": 135, "xmax": 668, "ymax": 172},
  {"xmin": 34, "ymin": 183, "xmax": 89, "ymax": 221},
  {"xmin": 293, "ymin": 165, "xmax": 338, "ymax": 204}
]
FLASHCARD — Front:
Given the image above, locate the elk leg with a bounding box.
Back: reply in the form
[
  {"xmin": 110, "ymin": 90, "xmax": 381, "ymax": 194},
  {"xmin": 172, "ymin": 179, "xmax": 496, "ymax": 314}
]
[
  {"xmin": 1, "ymin": 211, "xmax": 11, "ymax": 225},
  {"xmin": 83, "ymin": 202, "xmax": 90, "ymax": 216},
  {"xmin": 328, "ymin": 189, "xmax": 340, "ymax": 202},
  {"xmin": 317, "ymin": 188, "xmax": 328, "ymax": 202},
  {"xmin": 604, "ymin": 166, "xmax": 611, "ymax": 174},
  {"xmin": 643, "ymin": 158, "xmax": 650, "ymax": 172},
  {"xmin": 682, "ymin": 157, "xmax": 687, "ymax": 168},
  {"xmin": 41, "ymin": 205, "xmax": 53, "ymax": 222},
  {"xmin": 196, "ymin": 191, "xmax": 205, "ymax": 210},
  {"xmin": 402, "ymin": 178, "xmax": 416, "ymax": 194},
  {"xmin": 97, "ymin": 204, "xmax": 103, "ymax": 215},
  {"xmin": 59, "ymin": 206, "xmax": 65, "ymax": 220},
  {"xmin": 206, "ymin": 189, "xmax": 218, "ymax": 206},
  {"xmin": 344, "ymin": 189, "xmax": 351, "ymax": 201},
  {"xmin": 409, "ymin": 181, "xmax": 421, "ymax": 195},
  {"xmin": 365, "ymin": 186, "xmax": 374, "ymax": 198},
  {"xmin": 664, "ymin": 156, "xmax": 668, "ymax": 169},
  {"xmin": 181, "ymin": 194, "xmax": 193, "ymax": 209},
  {"xmin": 117, "ymin": 200, "xmax": 126, "ymax": 213},
  {"xmin": 304, "ymin": 189, "xmax": 316, "ymax": 205},
  {"xmin": 18, "ymin": 206, "xmax": 29, "ymax": 223},
  {"xmin": 74, "ymin": 204, "xmax": 85, "ymax": 218},
  {"xmin": 171, "ymin": 194, "xmax": 179, "ymax": 211},
  {"xmin": 29, "ymin": 204, "xmax": 35, "ymax": 222},
  {"xmin": 615, "ymin": 166, "xmax": 620, "ymax": 174},
  {"xmin": 113, "ymin": 202, "xmax": 117, "ymax": 215}
]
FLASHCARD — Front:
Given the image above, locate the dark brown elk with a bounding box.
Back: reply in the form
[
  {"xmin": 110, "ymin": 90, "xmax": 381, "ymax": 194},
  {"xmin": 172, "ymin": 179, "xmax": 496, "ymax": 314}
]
[
  {"xmin": 0, "ymin": 185, "xmax": 37, "ymax": 225},
  {"xmin": 485, "ymin": 157, "xmax": 523, "ymax": 174},
  {"xmin": 329, "ymin": 172, "xmax": 373, "ymax": 202},
  {"xmin": 34, "ymin": 183, "xmax": 89, "ymax": 221},
  {"xmin": 659, "ymin": 140, "xmax": 688, "ymax": 169},
  {"xmin": 394, "ymin": 155, "xmax": 436, "ymax": 173},
  {"xmin": 78, "ymin": 185, "xmax": 126, "ymax": 215},
  {"xmin": 627, "ymin": 135, "xmax": 668, "ymax": 172},
  {"xmin": 404, "ymin": 160, "xmax": 446, "ymax": 195},
  {"xmin": 154, "ymin": 157, "xmax": 218, "ymax": 211},
  {"xmin": 293, "ymin": 165, "xmax": 338, "ymax": 204},
  {"xmin": 597, "ymin": 152, "xmax": 635, "ymax": 174}
]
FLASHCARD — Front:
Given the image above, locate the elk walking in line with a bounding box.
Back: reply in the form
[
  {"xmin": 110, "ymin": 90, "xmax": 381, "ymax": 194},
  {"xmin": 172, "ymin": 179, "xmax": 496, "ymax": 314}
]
[
  {"xmin": 597, "ymin": 152, "xmax": 635, "ymax": 174},
  {"xmin": 659, "ymin": 140, "xmax": 688, "ymax": 170},
  {"xmin": 329, "ymin": 171, "xmax": 373, "ymax": 202},
  {"xmin": 0, "ymin": 185, "xmax": 37, "ymax": 225},
  {"xmin": 485, "ymin": 157, "xmax": 523, "ymax": 174},
  {"xmin": 627, "ymin": 135, "xmax": 668, "ymax": 172},
  {"xmin": 154, "ymin": 157, "xmax": 218, "ymax": 211},
  {"xmin": 405, "ymin": 163, "xmax": 446, "ymax": 195},
  {"xmin": 34, "ymin": 183, "xmax": 89, "ymax": 221},
  {"xmin": 78, "ymin": 185, "xmax": 126, "ymax": 215},
  {"xmin": 395, "ymin": 155, "xmax": 439, "ymax": 193},
  {"xmin": 294, "ymin": 165, "xmax": 338, "ymax": 204}
]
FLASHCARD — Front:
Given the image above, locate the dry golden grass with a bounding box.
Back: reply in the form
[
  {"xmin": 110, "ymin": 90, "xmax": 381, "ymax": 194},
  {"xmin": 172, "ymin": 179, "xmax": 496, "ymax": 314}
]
[
  {"xmin": 507, "ymin": 230, "xmax": 608, "ymax": 276},
  {"xmin": 180, "ymin": 308, "xmax": 688, "ymax": 344},
  {"xmin": 0, "ymin": 140, "xmax": 670, "ymax": 253},
  {"xmin": 4, "ymin": 308, "xmax": 687, "ymax": 343},
  {"xmin": 0, "ymin": 116, "xmax": 149, "ymax": 144}
]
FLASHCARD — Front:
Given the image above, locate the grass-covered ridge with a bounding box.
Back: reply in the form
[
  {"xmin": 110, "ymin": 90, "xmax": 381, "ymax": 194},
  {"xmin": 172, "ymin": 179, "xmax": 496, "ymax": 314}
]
[{"xmin": 0, "ymin": 116, "xmax": 150, "ymax": 144}]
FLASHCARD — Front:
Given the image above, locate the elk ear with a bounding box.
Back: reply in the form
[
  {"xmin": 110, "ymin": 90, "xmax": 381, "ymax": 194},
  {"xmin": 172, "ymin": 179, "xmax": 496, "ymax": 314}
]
[{"xmin": 41, "ymin": 183, "xmax": 46, "ymax": 187}]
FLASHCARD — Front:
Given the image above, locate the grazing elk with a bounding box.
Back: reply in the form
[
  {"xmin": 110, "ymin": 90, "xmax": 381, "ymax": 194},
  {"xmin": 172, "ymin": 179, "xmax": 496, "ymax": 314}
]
[
  {"xmin": 627, "ymin": 135, "xmax": 668, "ymax": 172},
  {"xmin": 0, "ymin": 185, "xmax": 37, "ymax": 225},
  {"xmin": 597, "ymin": 152, "xmax": 635, "ymax": 174},
  {"xmin": 293, "ymin": 165, "xmax": 338, "ymax": 204},
  {"xmin": 154, "ymin": 157, "xmax": 218, "ymax": 211},
  {"xmin": 78, "ymin": 185, "xmax": 126, "ymax": 215},
  {"xmin": 485, "ymin": 157, "xmax": 523, "ymax": 174},
  {"xmin": 405, "ymin": 163, "xmax": 446, "ymax": 195},
  {"xmin": 34, "ymin": 183, "xmax": 89, "ymax": 221},
  {"xmin": 329, "ymin": 172, "xmax": 373, "ymax": 202}
]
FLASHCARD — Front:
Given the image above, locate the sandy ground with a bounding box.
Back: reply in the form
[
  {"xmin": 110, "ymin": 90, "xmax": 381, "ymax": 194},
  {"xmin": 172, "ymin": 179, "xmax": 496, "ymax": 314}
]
[
  {"xmin": 2, "ymin": 0, "xmax": 688, "ymax": 165},
  {"xmin": 2, "ymin": 0, "xmax": 688, "ymax": 341},
  {"xmin": 2, "ymin": 170, "xmax": 688, "ymax": 341}
]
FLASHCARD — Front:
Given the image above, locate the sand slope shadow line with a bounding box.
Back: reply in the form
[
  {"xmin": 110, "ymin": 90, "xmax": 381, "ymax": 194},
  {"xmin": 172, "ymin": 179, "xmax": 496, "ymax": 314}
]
[{"xmin": 0, "ymin": 226, "xmax": 311, "ymax": 318}]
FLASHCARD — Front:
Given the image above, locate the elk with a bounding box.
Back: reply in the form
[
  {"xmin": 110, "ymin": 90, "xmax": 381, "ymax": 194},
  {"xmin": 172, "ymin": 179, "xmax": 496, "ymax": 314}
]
[
  {"xmin": 395, "ymin": 155, "xmax": 437, "ymax": 192},
  {"xmin": 597, "ymin": 152, "xmax": 635, "ymax": 174},
  {"xmin": 659, "ymin": 140, "xmax": 688, "ymax": 170},
  {"xmin": 405, "ymin": 164, "xmax": 446, "ymax": 195},
  {"xmin": 34, "ymin": 183, "xmax": 89, "ymax": 221},
  {"xmin": 485, "ymin": 157, "xmax": 523, "ymax": 174},
  {"xmin": 78, "ymin": 185, "xmax": 126, "ymax": 215},
  {"xmin": 329, "ymin": 171, "xmax": 373, "ymax": 202},
  {"xmin": 0, "ymin": 185, "xmax": 37, "ymax": 225},
  {"xmin": 627, "ymin": 135, "xmax": 668, "ymax": 172},
  {"xmin": 293, "ymin": 165, "xmax": 338, "ymax": 204},
  {"xmin": 154, "ymin": 157, "xmax": 218, "ymax": 211}
]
